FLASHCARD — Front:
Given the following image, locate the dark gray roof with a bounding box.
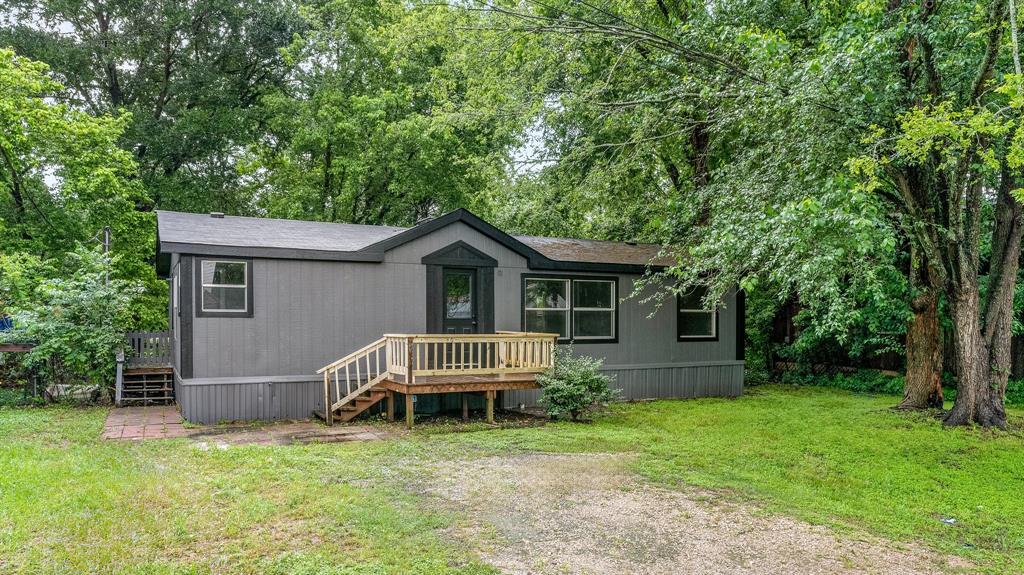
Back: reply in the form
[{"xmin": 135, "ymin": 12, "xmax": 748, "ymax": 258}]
[
  {"xmin": 157, "ymin": 211, "xmax": 406, "ymax": 253},
  {"xmin": 514, "ymin": 235, "xmax": 673, "ymax": 267},
  {"xmin": 156, "ymin": 209, "xmax": 669, "ymax": 270}
]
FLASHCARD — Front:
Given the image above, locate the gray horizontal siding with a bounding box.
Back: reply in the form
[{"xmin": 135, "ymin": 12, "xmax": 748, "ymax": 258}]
[
  {"xmin": 187, "ymin": 220, "xmax": 741, "ymax": 381},
  {"xmin": 502, "ymin": 363, "xmax": 744, "ymax": 408},
  {"xmin": 178, "ymin": 218, "xmax": 745, "ymax": 424},
  {"xmin": 178, "ymin": 378, "xmax": 325, "ymax": 424}
]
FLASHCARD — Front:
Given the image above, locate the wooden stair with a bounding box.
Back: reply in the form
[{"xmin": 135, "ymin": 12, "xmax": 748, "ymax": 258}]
[
  {"xmin": 120, "ymin": 367, "xmax": 175, "ymax": 405},
  {"xmin": 317, "ymin": 337, "xmax": 389, "ymax": 425},
  {"xmin": 315, "ymin": 388, "xmax": 388, "ymax": 423}
]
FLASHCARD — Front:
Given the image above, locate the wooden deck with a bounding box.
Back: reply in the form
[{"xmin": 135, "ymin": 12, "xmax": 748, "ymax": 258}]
[
  {"xmin": 317, "ymin": 332, "xmax": 556, "ymax": 427},
  {"xmin": 116, "ymin": 332, "xmax": 174, "ymax": 406},
  {"xmin": 379, "ymin": 372, "xmax": 540, "ymax": 394}
]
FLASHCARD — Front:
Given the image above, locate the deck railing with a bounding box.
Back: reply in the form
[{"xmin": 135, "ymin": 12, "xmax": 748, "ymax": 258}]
[
  {"xmin": 383, "ymin": 332, "xmax": 558, "ymax": 383},
  {"xmin": 125, "ymin": 331, "xmax": 172, "ymax": 367},
  {"xmin": 317, "ymin": 332, "xmax": 558, "ymax": 423}
]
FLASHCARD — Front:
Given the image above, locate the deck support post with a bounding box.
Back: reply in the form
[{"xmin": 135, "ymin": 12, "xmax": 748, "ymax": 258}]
[
  {"xmin": 386, "ymin": 390, "xmax": 395, "ymax": 422},
  {"xmin": 485, "ymin": 390, "xmax": 494, "ymax": 423},
  {"xmin": 114, "ymin": 349, "xmax": 125, "ymax": 407},
  {"xmin": 323, "ymin": 373, "xmax": 333, "ymax": 426},
  {"xmin": 405, "ymin": 393, "xmax": 414, "ymax": 429},
  {"xmin": 462, "ymin": 393, "xmax": 469, "ymax": 421}
]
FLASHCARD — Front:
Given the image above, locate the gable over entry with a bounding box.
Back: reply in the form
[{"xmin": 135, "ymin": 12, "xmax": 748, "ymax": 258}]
[{"xmin": 423, "ymin": 241, "xmax": 496, "ymax": 334}]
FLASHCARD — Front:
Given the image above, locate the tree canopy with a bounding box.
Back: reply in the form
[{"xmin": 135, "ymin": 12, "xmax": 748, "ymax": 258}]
[
  {"xmin": 0, "ymin": 48, "xmax": 161, "ymax": 327},
  {"xmin": 2, "ymin": 0, "xmax": 1024, "ymax": 426}
]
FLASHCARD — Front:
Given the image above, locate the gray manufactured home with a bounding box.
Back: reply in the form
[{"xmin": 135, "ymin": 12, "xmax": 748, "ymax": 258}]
[{"xmin": 154, "ymin": 208, "xmax": 744, "ymax": 425}]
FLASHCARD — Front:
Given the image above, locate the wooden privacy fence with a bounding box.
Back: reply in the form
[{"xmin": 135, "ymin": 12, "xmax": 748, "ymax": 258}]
[{"xmin": 125, "ymin": 331, "xmax": 172, "ymax": 367}]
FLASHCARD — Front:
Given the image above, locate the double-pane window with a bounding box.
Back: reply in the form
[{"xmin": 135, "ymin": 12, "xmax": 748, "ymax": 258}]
[
  {"xmin": 524, "ymin": 277, "xmax": 616, "ymax": 341},
  {"xmin": 201, "ymin": 260, "xmax": 248, "ymax": 313}
]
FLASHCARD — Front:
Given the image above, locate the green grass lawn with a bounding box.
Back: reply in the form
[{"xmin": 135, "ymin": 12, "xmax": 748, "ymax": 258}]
[{"xmin": 2, "ymin": 385, "xmax": 1023, "ymax": 574}]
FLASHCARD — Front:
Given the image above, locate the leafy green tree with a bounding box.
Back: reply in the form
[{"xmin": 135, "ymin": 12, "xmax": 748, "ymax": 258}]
[
  {"xmin": 242, "ymin": 0, "xmax": 535, "ymax": 225},
  {"xmin": 476, "ymin": 0, "xmax": 1024, "ymax": 426},
  {"xmin": 0, "ymin": 48, "xmax": 162, "ymax": 327},
  {"xmin": 475, "ymin": 0, "xmax": 913, "ymax": 379},
  {"xmin": 826, "ymin": 1, "xmax": 1023, "ymax": 427},
  {"xmin": 0, "ymin": 247, "xmax": 144, "ymax": 390},
  {"xmin": 0, "ymin": 0, "xmax": 305, "ymax": 214}
]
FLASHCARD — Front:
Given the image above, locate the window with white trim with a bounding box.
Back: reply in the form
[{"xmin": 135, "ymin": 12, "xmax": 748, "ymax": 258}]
[
  {"xmin": 200, "ymin": 260, "xmax": 248, "ymax": 313},
  {"xmin": 677, "ymin": 286, "xmax": 717, "ymax": 339},
  {"xmin": 523, "ymin": 277, "xmax": 617, "ymax": 341}
]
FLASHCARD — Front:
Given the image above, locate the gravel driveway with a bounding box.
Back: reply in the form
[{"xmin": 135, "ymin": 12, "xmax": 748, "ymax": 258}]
[{"xmin": 421, "ymin": 453, "xmax": 971, "ymax": 575}]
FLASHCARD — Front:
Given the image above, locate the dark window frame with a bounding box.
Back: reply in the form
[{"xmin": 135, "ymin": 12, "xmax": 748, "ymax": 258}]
[
  {"xmin": 676, "ymin": 289, "xmax": 719, "ymax": 342},
  {"xmin": 194, "ymin": 257, "xmax": 254, "ymax": 318},
  {"xmin": 521, "ymin": 273, "xmax": 619, "ymax": 344}
]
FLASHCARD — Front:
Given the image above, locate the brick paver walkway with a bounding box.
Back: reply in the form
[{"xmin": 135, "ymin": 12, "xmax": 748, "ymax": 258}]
[
  {"xmin": 102, "ymin": 404, "xmax": 391, "ymax": 444},
  {"xmin": 102, "ymin": 405, "xmax": 187, "ymax": 440}
]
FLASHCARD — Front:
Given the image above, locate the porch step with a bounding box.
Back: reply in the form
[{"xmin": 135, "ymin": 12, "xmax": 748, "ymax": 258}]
[
  {"xmin": 121, "ymin": 367, "xmax": 175, "ymax": 406},
  {"xmin": 317, "ymin": 389, "xmax": 388, "ymax": 423},
  {"xmin": 338, "ymin": 390, "xmax": 387, "ymax": 417}
]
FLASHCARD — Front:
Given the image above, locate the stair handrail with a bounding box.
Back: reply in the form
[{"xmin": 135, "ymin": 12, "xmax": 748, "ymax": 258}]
[
  {"xmin": 319, "ymin": 337, "xmax": 388, "ymax": 425},
  {"xmin": 317, "ymin": 337, "xmax": 386, "ymax": 374}
]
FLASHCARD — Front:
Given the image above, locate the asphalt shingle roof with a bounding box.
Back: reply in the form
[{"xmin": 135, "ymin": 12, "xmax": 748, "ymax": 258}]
[
  {"xmin": 157, "ymin": 211, "xmax": 405, "ymax": 253},
  {"xmin": 514, "ymin": 235, "xmax": 674, "ymax": 267},
  {"xmin": 156, "ymin": 210, "xmax": 669, "ymax": 267}
]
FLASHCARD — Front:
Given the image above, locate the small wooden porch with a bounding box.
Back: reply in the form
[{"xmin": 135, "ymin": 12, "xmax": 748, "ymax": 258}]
[
  {"xmin": 317, "ymin": 332, "xmax": 557, "ymax": 428},
  {"xmin": 115, "ymin": 331, "xmax": 174, "ymax": 406}
]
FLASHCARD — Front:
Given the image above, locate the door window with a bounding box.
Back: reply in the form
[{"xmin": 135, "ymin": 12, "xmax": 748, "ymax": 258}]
[{"xmin": 445, "ymin": 271, "xmax": 474, "ymax": 319}]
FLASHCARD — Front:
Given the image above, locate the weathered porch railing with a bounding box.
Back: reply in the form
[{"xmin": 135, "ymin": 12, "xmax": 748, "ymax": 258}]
[
  {"xmin": 317, "ymin": 332, "xmax": 558, "ymax": 424},
  {"xmin": 125, "ymin": 331, "xmax": 172, "ymax": 367}
]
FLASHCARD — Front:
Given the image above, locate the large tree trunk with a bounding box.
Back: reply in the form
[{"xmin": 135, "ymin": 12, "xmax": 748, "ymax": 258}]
[
  {"xmin": 899, "ymin": 288, "xmax": 943, "ymax": 409},
  {"xmin": 945, "ymin": 167, "xmax": 1024, "ymax": 428},
  {"xmin": 985, "ymin": 169, "xmax": 1023, "ymax": 398},
  {"xmin": 943, "ymin": 282, "xmax": 1007, "ymax": 428},
  {"xmin": 899, "ymin": 245, "xmax": 944, "ymax": 409}
]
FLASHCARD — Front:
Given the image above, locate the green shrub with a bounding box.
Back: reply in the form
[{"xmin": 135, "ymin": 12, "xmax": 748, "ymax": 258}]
[
  {"xmin": 0, "ymin": 385, "xmax": 44, "ymax": 408},
  {"xmin": 537, "ymin": 347, "xmax": 619, "ymax": 421},
  {"xmin": 1005, "ymin": 379, "xmax": 1024, "ymax": 405},
  {"xmin": 779, "ymin": 368, "xmax": 1024, "ymax": 405},
  {"xmin": 780, "ymin": 369, "xmax": 905, "ymax": 395},
  {"xmin": 0, "ymin": 247, "xmax": 143, "ymax": 392}
]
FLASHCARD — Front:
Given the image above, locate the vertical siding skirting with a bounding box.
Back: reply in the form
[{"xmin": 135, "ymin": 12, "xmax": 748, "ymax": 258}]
[
  {"xmin": 178, "ymin": 379, "xmax": 326, "ymax": 425},
  {"xmin": 501, "ymin": 363, "xmax": 744, "ymax": 409},
  {"xmin": 178, "ymin": 363, "xmax": 743, "ymax": 423}
]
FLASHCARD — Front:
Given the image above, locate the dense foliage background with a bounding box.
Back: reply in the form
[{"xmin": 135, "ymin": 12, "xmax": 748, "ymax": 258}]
[{"xmin": 3, "ymin": 0, "xmax": 1024, "ymax": 409}]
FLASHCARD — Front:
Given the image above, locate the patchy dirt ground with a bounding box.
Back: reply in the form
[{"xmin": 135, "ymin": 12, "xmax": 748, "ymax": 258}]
[{"xmin": 421, "ymin": 453, "xmax": 971, "ymax": 575}]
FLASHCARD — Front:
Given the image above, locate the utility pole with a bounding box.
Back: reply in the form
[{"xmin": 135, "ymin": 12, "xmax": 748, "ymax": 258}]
[{"xmin": 102, "ymin": 227, "xmax": 111, "ymax": 286}]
